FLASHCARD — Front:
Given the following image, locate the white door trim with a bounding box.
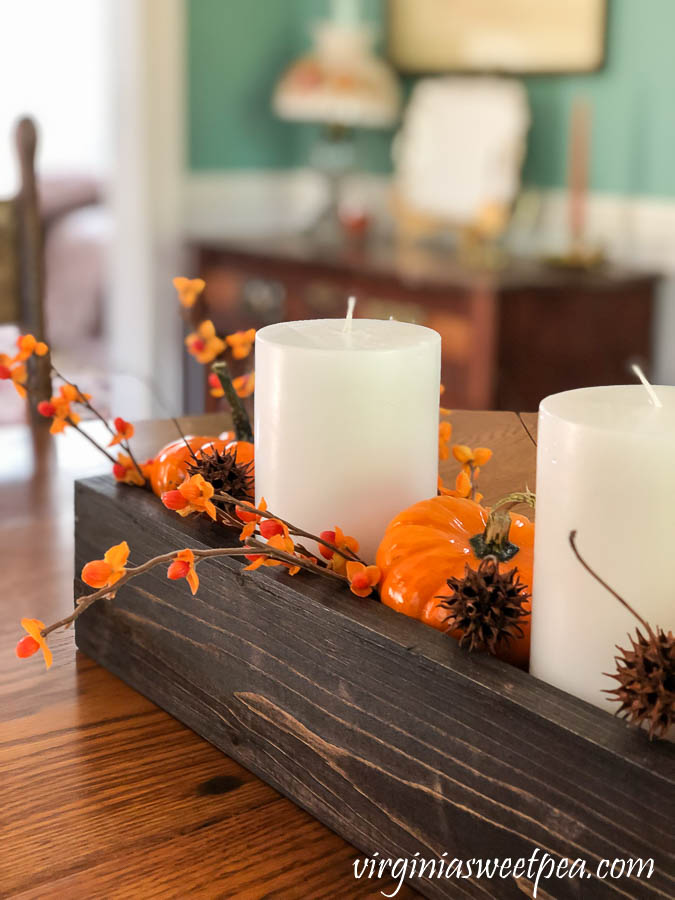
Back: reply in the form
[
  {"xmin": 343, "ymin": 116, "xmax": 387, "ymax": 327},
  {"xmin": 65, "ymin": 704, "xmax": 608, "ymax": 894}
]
[{"xmin": 107, "ymin": 0, "xmax": 185, "ymax": 418}]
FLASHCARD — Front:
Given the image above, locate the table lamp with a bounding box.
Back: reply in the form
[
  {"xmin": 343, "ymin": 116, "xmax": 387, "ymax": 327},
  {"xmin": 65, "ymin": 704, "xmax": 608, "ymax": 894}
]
[{"xmin": 273, "ymin": 9, "xmax": 400, "ymax": 239}]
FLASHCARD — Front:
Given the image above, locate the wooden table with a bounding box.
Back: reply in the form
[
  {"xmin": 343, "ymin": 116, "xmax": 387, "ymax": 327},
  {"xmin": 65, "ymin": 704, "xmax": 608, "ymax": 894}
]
[{"xmin": 1, "ymin": 411, "xmax": 536, "ymax": 898}]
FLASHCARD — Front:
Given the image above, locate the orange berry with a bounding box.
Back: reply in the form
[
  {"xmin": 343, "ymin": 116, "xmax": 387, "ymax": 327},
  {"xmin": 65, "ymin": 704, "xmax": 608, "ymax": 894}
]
[
  {"xmin": 236, "ymin": 506, "xmax": 258, "ymax": 523},
  {"xmin": 319, "ymin": 530, "xmax": 336, "ymax": 559},
  {"xmin": 81, "ymin": 559, "xmax": 113, "ymax": 588},
  {"xmin": 473, "ymin": 448, "xmax": 492, "ymax": 467},
  {"xmin": 162, "ymin": 490, "xmax": 189, "ymax": 510},
  {"xmin": 180, "ymin": 485, "xmax": 201, "ymax": 502},
  {"xmin": 452, "ymin": 444, "xmax": 473, "ymax": 464},
  {"xmin": 350, "ymin": 573, "xmax": 370, "ymax": 591},
  {"xmin": 455, "ymin": 470, "xmax": 471, "ymax": 492},
  {"xmin": 16, "ymin": 635, "xmax": 40, "ymax": 658},
  {"xmin": 208, "ymin": 373, "xmax": 221, "ymax": 389},
  {"xmin": 17, "ymin": 334, "xmax": 36, "ymax": 352},
  {"xmin": 37, "ymin": 400, "xmax": 56, "ymax": 417},
  {"xmin": 34, "ymin": 341, "xmax": 48, "ymax": 356},
  {"xmin": 167, "ymin": 559, "xmax": 191, "ymax": 580},
  {"xmin": 260, "ymin": 519, "xmax": 284, "ymax": 539}
]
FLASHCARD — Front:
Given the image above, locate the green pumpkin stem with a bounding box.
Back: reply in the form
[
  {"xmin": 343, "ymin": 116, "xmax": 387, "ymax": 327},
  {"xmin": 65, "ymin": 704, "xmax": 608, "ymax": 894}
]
[
  {"xmin": 211, "ymin": 360, "xmax": 254, "ymax": 443},
  {"xmin": 469, "ymin": 490, "xmax": 535, "ymax": 563}
]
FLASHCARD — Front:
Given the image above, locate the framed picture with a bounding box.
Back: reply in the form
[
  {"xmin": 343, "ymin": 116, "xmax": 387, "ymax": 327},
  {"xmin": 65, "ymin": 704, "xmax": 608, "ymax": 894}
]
[{"xmin": 388, "ymin": 0, "xmax": 607, "ymax": 74}]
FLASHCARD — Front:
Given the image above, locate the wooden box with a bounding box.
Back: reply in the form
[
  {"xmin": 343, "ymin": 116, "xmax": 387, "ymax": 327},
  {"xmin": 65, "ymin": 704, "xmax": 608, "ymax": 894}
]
[{"xmin": 73, "ymin": 476, "xmax": 673, "ymax": 899}]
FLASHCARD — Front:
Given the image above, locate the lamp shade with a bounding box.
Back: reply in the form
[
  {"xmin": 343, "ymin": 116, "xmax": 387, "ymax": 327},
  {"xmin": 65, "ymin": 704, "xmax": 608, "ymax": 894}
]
[{"xmin": 273, "ymin": 23, "xmax": 400, "ymax": 129}]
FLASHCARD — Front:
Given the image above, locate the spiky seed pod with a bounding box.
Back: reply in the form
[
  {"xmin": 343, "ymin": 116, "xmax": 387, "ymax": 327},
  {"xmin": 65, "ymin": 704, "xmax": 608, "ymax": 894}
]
[
  {"xmin": 605, "ymin": 627, "xmax": 674, "ymax": 740},
  {"xmin": 439, "ymin": 556, "xmax": 530, "ymax": 654},
  {"xmin": 568, "ymin": 530, "xmax": 674, "ymax": 742},
  {"xmin": 186, "ymin": 448, "xmax": 254, "ymax": 503}
]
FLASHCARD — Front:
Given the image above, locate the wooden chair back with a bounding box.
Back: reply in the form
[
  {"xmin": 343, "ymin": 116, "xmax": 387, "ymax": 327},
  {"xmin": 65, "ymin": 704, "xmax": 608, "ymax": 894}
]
[{"xmin": 0, "ymin": 117, "xmax": 51, "ymax": 405}]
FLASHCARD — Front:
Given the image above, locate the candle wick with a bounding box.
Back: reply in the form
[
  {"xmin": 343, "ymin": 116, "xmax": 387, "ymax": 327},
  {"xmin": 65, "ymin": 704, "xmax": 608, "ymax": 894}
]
[
  {"xmin": 343, "ymin": 296, "xmax": 356, "ymax": 332},
  {"xmin": 631, "ymin": 364, "xmax": 662, "ymax": 408}
]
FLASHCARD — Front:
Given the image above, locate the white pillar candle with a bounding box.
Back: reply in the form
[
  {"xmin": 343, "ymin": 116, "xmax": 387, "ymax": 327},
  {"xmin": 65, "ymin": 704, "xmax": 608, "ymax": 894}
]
[
  {"xmin": 531, "ymin": 385, "xmax": 675, "ymax": 710},
  {"xmin": 254, "ymin": 318, "xmax": 441, "ymax": 561}
]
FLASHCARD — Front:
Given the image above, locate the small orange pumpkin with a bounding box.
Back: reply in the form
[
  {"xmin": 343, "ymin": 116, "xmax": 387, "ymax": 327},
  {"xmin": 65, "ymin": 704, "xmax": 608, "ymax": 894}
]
[
  {"xmin": 149, "ymin": 433, "xmax": 255, "ymax": 497},
  {"xmin": 150, "ymin": 436, "xmax": 220, "ymax": 495},
  {"xmin": 376, "ymin": 494, "xmax": 534, "ymax": 668},
  {"xmin": 201, "ymin": 435, "xmax": 254, "ymax": 470}
]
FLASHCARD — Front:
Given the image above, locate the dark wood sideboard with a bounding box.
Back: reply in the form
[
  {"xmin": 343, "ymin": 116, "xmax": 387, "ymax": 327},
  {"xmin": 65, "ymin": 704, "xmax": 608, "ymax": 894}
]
[{"xmin": 187, "ymin": 236, "xmax": 658, "ymax": 412}]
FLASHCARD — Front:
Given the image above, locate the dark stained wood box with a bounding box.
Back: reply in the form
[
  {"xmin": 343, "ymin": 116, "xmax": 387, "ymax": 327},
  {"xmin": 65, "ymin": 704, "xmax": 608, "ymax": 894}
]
[{"xmin": 73, "ymin": 475, "xmax": 674, "ymax": 899}]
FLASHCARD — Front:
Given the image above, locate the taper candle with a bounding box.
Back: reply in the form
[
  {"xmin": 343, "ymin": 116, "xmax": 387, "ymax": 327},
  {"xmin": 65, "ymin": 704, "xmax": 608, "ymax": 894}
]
[
  {"xmin": 531, "ymin": 385, "xmax": 675, "ymax": 710},
  {"xmin": 254, "ymin": 318, "xmax": 441, "ymax": 561}
]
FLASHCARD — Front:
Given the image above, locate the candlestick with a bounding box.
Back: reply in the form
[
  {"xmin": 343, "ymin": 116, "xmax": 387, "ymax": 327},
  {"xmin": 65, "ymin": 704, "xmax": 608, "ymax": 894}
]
[
  {"xmin": 567, "ymin": 98, "xmax": 590, "ymax": 251},
  {"xmin": 254, "ymin": 318, "xmax": 441, "ymax": 561},
  {"xmin": 530, "ymin": 385, "xmax": 675, "ymax": 710}
]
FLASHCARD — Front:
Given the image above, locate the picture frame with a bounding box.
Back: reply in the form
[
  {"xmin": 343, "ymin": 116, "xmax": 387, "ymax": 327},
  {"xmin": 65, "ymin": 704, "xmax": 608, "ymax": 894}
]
[{"xmin": 388, "ymin": 0, "xmax": 607, "ymax": 75}]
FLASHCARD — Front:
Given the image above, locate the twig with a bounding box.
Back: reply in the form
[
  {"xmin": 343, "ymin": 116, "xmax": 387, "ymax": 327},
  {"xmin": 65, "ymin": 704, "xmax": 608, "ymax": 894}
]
[
  {"xmin": 517, "ymin": 412, "xmax": 538, "ymax": 448},
  {"xmin": 68, "ymin": 418, "xmax": 118, "ymax": 464},
  {"xmin": 216, "ymin": 507, "xmax": 246, "ymax": 532},
  {"xmin": 17, "ymin": 369, "xmax": 121, "ymax": 469},
  {"xmin": 53, "ymin": 365, "xmax": 146, "ymax": 482},
  {"xmin": 41, "ymin": 528, "xmax": 352, "ymax": 640},
  {"xmin": 211, "ymin": 360, "xmax": 253, "ymax": 443},
  {"xmin": 170, "ymin": 417, "xmax": 201, "ymax": 464},
  {"xmin": 468, "ymin": 462, "xmax": 477, "ymax": 501},
  {"xmin": 294, "ymin": 541, "xmax": 317, "ymax": 558},
  {"xmin": 119, "ymin": 439, "xmax": 148, "ymax": 485},
  {"xmin": 214, "ymin": 491, "xmax": 365, "ymax": 563},
  {"xmin": 569, "ymin": 530, "xmax": 650, "ymax": 632},
  {"xmin": 245, "ymin": 538, "xmax": 348, "ymax": 583},
  {"xmin": 42, "ymin": 544, "xmax": 298, "ymax": 638},
  {"xmin": 52, "ymin": 365, "xmax": 116, "ymax": 436}
]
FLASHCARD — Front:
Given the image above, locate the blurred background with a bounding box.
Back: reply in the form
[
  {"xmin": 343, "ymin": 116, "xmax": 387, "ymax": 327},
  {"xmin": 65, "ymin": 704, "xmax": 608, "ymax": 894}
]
[{"xmin": 2, "ymin": 0, "xmax": 674, "ymax": 423}]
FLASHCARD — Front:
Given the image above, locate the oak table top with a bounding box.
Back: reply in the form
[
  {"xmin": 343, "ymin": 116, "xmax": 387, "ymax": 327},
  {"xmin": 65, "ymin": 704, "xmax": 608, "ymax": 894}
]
[{"xmin": 1, "ymin": 411, "xmax": 537, "ymax": 899}]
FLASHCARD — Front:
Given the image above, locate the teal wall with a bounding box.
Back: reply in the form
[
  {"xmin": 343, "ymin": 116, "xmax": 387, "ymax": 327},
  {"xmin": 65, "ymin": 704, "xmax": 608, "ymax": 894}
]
[{"xmin": 188, "ymin": 0, "xmax": 675, "ymax": 196}]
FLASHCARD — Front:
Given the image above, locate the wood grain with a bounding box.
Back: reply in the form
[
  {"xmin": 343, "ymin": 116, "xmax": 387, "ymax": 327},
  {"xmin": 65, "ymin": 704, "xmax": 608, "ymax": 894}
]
[
  {"xmin": 1, "ymin": 414, "xmax": 415, "ymax": 899},
  {"xmin": 70, "ymin": 414, "xmax": 674, "ymax": 898},
  {"xmin": 439, "ymin": 410, "xmax": 536, "ymax": 505}
]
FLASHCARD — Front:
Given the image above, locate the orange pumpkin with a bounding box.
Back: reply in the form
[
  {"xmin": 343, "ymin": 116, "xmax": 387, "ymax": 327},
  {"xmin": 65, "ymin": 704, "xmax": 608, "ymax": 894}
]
[
  {"xmin": 149, "ymin": 433, "xmax": 255, "ymax": 497},
  {"xmin": 150, "ymin": 436, "xmax": 221, "ymax": 495},
  {"xmin": 376, "ymin": 495, "xmax": 534, "ymax": 668},
  {"xmin": 201, "ymin": 435, "xmax": 254, "ymax": 469}
]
